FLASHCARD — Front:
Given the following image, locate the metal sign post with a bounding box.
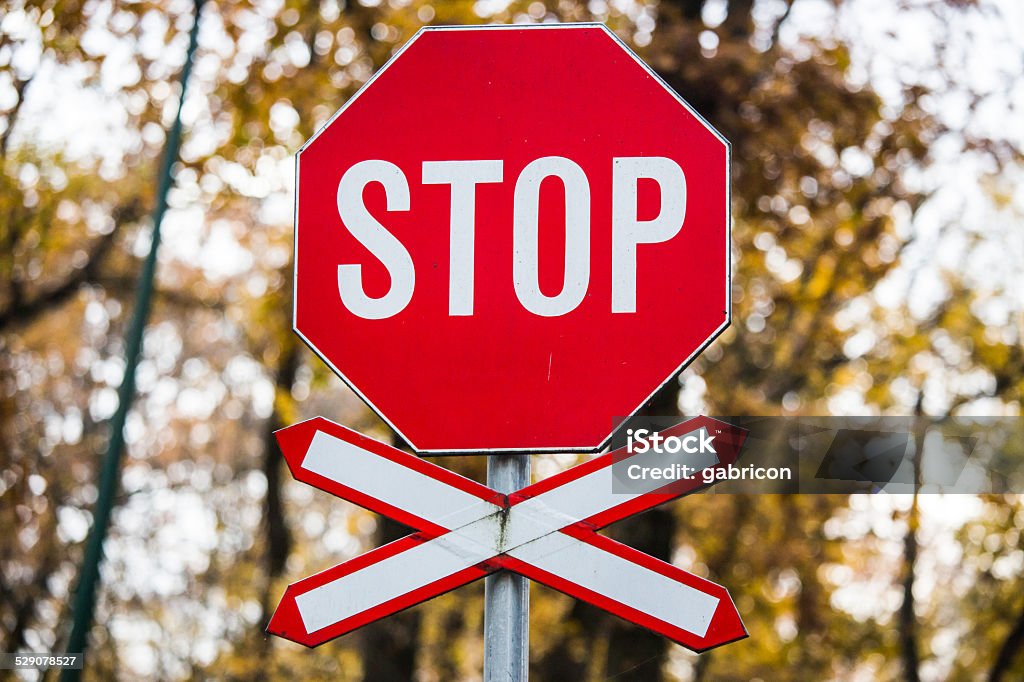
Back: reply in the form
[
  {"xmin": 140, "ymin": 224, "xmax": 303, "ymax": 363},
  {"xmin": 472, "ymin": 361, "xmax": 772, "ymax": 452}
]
[{"xmin": 483, "ymin": 455, "xmax": 530, "ymax": 682}]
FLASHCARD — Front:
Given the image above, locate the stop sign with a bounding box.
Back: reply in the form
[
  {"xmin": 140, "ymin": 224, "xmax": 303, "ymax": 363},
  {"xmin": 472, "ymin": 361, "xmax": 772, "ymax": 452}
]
[{"xmin": 294, "ymin": 24, "xmax": 729, "ymax": 453}]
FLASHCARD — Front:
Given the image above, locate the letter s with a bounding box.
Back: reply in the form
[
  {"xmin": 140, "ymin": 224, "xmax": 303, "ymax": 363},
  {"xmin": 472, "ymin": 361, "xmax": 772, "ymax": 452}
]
[{"xmin": 336, "ymin": 160, "xmax": 414, "ymax": 319}]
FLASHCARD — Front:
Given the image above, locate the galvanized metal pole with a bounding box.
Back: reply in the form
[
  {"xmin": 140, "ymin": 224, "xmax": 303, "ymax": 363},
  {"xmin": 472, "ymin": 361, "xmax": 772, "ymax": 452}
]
[
  {"xmin": 484, "ymin": 454, "xmax": 530, "ymax": 681},
  {"xmin": 61, "ymin": 2, "xmax": 205, "ymax": 678}
]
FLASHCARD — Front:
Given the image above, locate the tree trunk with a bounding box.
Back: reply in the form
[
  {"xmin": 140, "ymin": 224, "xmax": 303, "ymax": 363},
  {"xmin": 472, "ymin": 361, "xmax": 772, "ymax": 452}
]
[
  {"xmin": 257, "ymin": 339, "xmax": 300, "ymax": 666},
  {"xmin": 900, "ymin": 404, "xmax": 926, "ymax": 682},
  {"xmin": 988, "ymin": 600, "xmax": 1024, "ymax": 682},
  {"xmin": 899, "ymin": 495, "xmax": 921, "ymax": 682}
]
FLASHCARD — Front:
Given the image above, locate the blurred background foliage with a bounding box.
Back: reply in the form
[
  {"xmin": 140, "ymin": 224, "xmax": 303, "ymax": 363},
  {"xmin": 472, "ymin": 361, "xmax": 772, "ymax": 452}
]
[{"xmin": 1, "ymin": 0, "xmax": 1023, "ymax": 680}]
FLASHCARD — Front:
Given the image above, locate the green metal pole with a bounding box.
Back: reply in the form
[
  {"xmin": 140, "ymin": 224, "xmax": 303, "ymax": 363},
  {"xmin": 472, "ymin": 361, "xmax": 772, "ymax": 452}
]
[{"xmin": 62, "ymin": 1, "xmax": 205, "ymax": 677}]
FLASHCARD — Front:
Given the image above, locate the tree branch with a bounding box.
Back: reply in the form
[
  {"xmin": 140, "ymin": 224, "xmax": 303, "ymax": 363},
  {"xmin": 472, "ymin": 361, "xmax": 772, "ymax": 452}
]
[
  {"xmin": 0, "ymin": 227, "xmax": 119, "ymax": 332},
  {"xmin": 723, "ymin": 0, "xmax": 755, "ymax": 39},
  {"xmin": 1, "ymin": 73, "xmax": 34, "ymax": 158},
  {"xmin": 770, "ymin": 0, "xmax": 797, "ymax": 48},
  {"xmin": 93, "ymin": 274, "xmax": 226, "ymax": 312},
  {"xmin": 662, "ymin": 0, "xmax": 707, "ymax": 22}
]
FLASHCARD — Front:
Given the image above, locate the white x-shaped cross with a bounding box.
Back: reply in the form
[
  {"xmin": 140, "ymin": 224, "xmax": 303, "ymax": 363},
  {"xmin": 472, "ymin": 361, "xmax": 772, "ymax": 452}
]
[{"xmin": 268, "ymin": 416, "xmax": 747, "ymax": 652}]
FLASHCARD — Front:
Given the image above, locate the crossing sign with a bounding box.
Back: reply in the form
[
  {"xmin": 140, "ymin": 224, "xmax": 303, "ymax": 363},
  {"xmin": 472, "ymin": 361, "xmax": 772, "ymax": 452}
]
[{"xmin": 267, "ymin": 417, "xmax": 747, "ymax": 652}]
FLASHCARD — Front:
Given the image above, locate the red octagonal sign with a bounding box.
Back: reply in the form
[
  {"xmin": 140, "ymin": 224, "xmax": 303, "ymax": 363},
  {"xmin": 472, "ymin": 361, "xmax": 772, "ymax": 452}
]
[{"xmin": 295, "ymin": 24, "xmax": 730, "ymax": 453}]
